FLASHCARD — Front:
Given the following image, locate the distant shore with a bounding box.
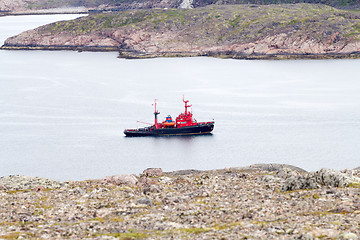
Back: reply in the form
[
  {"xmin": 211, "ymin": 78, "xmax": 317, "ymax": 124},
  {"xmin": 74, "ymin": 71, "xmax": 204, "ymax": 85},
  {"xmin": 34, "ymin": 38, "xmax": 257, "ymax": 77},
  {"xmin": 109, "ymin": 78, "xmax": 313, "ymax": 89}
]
[
  {"xmin": 2, "ymin": 44, "xmax": 360, "ymax": 60},
  {"xmin": 0, "ymin": 11, "xmax": 88, "ymax": 16},
  {"xmin": 0, "ymin": 7, "xmax": 89, "ymax": 16},
  {"xmin": 1, "ymin": 164, "xmax": 360, "ymax": 239},
  {"xmin": 3, "ymin": 4, "xmax": 360, "ymax": 61}
]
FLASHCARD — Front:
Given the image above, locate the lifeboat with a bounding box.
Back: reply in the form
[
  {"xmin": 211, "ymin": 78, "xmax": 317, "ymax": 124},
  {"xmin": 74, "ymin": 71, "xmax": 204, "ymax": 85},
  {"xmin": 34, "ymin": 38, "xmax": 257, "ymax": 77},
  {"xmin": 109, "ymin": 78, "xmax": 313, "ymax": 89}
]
[{"xmin": 163, "ymin": 115, "xmax": 175, "ymax": 127}]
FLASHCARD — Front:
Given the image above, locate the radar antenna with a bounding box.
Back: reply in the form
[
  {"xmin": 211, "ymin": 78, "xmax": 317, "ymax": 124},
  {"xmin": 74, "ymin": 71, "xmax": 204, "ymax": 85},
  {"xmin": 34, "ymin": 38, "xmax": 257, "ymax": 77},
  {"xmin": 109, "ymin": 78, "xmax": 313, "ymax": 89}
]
[
  {"xmin": 153, "ymin": 99, "xmax": 160, "ymax": 128},
  {"xmin": 183, "ymin": 95, "xmax": 192, "ymax": 114}
]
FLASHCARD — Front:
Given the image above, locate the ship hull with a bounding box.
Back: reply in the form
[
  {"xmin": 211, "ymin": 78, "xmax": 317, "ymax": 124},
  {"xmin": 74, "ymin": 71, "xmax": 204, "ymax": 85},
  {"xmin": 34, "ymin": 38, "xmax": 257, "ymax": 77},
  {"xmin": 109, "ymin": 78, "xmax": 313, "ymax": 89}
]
[{"xmin": 124, "ymin": 122, "xmax": 214, "ymax": 137}]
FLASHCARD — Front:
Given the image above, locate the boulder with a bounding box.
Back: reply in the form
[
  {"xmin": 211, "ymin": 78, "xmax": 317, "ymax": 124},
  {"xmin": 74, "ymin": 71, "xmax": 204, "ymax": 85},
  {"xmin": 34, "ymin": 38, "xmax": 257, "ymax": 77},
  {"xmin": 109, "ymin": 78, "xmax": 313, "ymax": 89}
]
[
  {"xmin": 314, "ymin": 168, "xmax": 359, "ymax": 187},
  {"xmin": 275, "ymin": 167, "xmax": 302, "ymax": 179},
  {"xmin": 296, "ymin": 234, "xmax": 314, "ymax": 240},
  {"xmin": 282, "ymin": 168, "xmax": 360, "ymax": 191},
  {"xmin": 94, "ymin": 209, "xmax": 112, "ymax": 218},
  {"xmin": 102, "ymin": 174, "xmax": 138, "ymax": 186},
  {"xmin": 33, "ymin": 185, "xmax": 45, "ymax": 192},
  {"xmin": 143, "ymin": 168, "xmax": 163, "ymax": 177},
  {"xmin": 71, "ymin": 187, "xmax": 86, "ymax": 195},
  {"xmin": 339, "ymin": 232, "xmax": 358, "ymax": 240},
  {"xmin": 138, "ymin": 176, "xmax": 158, "ymax": 187},
  {"xmin": 282, "ymin": 175, "xmax": 319, "ymax": 191},
  {"xmin": 137, "ymin": 197, "xmax": 153, "ymax": 206},
  {"xmin": 262, "ymin": 175, "xmax": 282, "ymax": 183},
  {"xmin": 143, "ymin": 184, "xmax": 161, "ymax": 195}
]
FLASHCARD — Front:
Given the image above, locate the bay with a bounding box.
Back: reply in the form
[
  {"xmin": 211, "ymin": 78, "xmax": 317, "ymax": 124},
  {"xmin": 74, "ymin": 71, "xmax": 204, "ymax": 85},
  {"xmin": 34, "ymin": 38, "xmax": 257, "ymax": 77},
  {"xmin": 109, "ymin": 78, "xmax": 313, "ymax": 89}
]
[{"xmin": 1, "ymin": 15, "xmax": 360, "ymax": 180}]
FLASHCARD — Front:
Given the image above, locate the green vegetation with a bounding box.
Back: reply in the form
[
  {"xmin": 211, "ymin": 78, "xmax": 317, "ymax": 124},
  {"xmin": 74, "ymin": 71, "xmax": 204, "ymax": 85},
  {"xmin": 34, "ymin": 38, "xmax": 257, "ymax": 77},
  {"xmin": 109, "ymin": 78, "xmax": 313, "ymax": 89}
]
[
  {"xmin": 348, "ymin": 182, "xmax": 360, "ymax": 188},
  {"xmin": 97, "ymin": 231, "xmax": 149, "ymax": 239},
  {"xmin": 0, "ymin": 232, "xmax": 35, "ymax": 239},
  {"xmin": 40, "ymin": 4, "xmax": 360, "ymax": 45},
  {"xmin": 95, "ymin": 222, "xmax": 244, "ymax": 239}
]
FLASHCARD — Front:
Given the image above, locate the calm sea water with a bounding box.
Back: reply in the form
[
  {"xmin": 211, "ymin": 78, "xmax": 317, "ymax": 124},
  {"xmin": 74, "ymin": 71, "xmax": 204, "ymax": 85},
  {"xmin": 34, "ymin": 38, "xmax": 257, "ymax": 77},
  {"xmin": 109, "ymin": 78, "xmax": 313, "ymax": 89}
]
[{"xmin": 1, "ymin": 15, "xmax": 360, "ymax": 180}]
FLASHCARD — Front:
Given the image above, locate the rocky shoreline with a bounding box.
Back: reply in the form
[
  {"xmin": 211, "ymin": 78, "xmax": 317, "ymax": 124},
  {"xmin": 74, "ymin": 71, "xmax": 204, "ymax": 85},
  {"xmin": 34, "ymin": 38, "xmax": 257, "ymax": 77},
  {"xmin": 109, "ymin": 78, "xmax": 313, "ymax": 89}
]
[
  {"xmin": 1, "ymin": 164, "xmax": 360, "ymax": 239},
  {"xmin": 3, "ymin": 4, "xmax": 360, "ymax": 60},
  {"xmin": 0, "ymin": 11, "xmax": 89, "ymax": 16},
  {"xmin": 0, "ymin": 6, "xmax": 88, "ymax": 16},
  {"xmin": 3, "ymin": 44, "xmax": 360, "ymax": 60}
]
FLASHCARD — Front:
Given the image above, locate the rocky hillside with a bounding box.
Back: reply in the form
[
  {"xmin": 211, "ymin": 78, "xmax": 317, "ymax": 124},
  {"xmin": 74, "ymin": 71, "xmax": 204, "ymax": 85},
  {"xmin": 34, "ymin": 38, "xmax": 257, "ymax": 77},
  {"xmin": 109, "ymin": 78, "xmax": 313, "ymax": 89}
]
[
  {"xmin": 3, "ymin": 4, "xmax": 360, "ymax": 59},
  {"xmin": 1, "ymin": 165, "xmax": 360, "ymax": 239}
]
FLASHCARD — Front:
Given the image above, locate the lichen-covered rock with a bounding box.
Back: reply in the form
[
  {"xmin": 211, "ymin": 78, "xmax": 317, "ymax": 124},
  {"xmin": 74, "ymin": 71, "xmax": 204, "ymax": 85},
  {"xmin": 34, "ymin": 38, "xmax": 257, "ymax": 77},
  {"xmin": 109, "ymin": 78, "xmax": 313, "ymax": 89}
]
[
  {"xmin": 137, "ymin": 197, "xmax": 153, "ymax": 206},
  {"xmin": 296, "ymin": 234, "xmax": 314, "ymax": 240},
  {"xmin": 102, "ymin": 174, "xmax": 138, "ymax": 186},
  {"xmin": 282, "ymin": 168, "xmax": 360, "ymax": 191},
  {"xmin": 339, "ymin": 232, "xmax": 358, "ymax": 240},
  {"xmin": 282, "ymin": 175, "xmax": 319, "ymax": 191},
  {"xmin": 275, "ymin": 167, "xmax": 303, "ymax": 179},
  {"xmin": 262, "ymin": 175, "xmax": 282, "ymax": 183},
  {"xmin": 143, "ymin": 168, "xmax": 163, "ymax": 177},
  {"xmin": 0, "ymin": 175, "xmax": 65, "ymax": 190},
  {"xmin": 170, "ymin": 169, "xmax": 202, "ymax": 175},
  {"xmin": 314, "ymin": 168, "xmax": 360, "ymax": 187},
  {"xmin": 250, "ymin": 163, "xmax": 307, "ymax": 173}
]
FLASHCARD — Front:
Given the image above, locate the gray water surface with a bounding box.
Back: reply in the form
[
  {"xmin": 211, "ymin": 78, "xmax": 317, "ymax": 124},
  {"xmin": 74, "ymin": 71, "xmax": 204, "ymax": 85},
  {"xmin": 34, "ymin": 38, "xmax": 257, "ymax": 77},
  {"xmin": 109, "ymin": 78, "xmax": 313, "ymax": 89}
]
[{"xmin": 1, "ymin": 15, "xmax": 360, "ymax": 180}]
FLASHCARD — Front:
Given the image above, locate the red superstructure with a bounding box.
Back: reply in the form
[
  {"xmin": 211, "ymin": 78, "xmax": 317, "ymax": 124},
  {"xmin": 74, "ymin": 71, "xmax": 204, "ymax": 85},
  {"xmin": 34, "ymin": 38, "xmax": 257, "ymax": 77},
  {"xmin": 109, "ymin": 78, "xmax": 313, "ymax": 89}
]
[{"xmin": 175, "ymin": 96, "xmax": 197, "ymax": 128}]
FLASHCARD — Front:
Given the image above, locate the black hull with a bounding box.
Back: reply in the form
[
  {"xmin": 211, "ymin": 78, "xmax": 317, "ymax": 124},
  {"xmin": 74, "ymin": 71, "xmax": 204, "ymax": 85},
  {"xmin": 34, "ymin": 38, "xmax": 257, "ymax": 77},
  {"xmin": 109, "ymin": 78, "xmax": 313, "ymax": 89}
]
[{"xmin": 124, "ymin": 122, "xmax": 214, "ymax": 137}]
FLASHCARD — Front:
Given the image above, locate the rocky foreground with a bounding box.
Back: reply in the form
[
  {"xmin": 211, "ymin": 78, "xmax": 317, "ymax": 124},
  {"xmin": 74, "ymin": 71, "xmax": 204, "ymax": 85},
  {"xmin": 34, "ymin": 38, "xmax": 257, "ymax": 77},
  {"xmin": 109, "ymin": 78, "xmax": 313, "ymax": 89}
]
[{"xmin": 1, "ymin": 164, "xmax": 360, "ymax": 239}]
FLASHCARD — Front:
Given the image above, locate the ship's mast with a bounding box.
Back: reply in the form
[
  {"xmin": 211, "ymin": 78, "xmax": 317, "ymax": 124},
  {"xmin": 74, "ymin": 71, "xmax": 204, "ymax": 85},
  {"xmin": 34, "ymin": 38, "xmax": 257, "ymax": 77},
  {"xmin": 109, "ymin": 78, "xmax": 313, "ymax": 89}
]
[
  {"xmin": 183, "ymin": 96, "xmax": 192, "ymax": 115},
  {"xmin": 153, "ymin": 99, "xmax": 160, "ymax": 128}
]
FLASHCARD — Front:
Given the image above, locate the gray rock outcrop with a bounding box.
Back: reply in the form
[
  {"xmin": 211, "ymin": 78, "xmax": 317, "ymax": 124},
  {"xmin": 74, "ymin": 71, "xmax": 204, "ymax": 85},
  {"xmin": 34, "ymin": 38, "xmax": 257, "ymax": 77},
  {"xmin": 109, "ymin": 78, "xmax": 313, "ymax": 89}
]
[
  {"xmin": 282, "ymin": 168, "xmax": 360, "ymax": 191},
  {"xmin": 143, "ymin": 168, "xmax": 163, "ymax": 177},
  {"xmin": 250, "ymin": 163, "xmax": 307, "ymax": 173},
  {"xmin": 0, "ymin": 175, "xmax": 65, "ymax": 190},
  {"xmin": 102, "ymin": 174, "xmax": 138, "ymax": 186}
]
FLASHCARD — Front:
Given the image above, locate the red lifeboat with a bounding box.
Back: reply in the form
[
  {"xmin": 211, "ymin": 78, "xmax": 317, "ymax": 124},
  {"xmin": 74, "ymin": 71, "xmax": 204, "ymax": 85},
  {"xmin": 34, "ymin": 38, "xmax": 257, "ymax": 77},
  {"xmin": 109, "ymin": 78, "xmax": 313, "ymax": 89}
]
[{"xmin": 163, "ymin": 115, "xmax": 175, "ymax": 128}]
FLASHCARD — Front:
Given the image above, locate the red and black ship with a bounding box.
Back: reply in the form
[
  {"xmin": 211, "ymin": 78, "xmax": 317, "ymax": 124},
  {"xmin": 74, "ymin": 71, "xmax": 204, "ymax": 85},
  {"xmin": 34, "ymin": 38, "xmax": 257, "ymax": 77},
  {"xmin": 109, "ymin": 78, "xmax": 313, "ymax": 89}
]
[{"xmin": 124, "ymin": 97, "xmax": 214, "ymax": 137}]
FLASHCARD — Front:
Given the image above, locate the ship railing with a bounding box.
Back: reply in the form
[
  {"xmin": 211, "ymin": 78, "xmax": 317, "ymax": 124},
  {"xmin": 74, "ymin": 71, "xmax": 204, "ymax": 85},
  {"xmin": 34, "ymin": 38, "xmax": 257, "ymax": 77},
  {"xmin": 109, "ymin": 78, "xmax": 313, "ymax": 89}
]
[{"xmin": 198, "ymin": 121, "xmax": 215, "ymax": 125}]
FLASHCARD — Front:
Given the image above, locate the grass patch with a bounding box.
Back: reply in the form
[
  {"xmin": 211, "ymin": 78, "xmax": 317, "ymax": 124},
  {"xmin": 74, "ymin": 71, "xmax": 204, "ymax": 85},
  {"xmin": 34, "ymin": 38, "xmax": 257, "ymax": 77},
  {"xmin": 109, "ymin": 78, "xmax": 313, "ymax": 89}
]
[
  {"xmin": 0, "ymin": 232, "xmax": 21, "ymax": 239},
  {"xmin": 178, "ymin": 227, "xmax": 211, "ymax": 234},
  {"xmin": 0, "ymin": 232, "xmax": 35, "ymax": 239},
  {"xmin": 228, "ymin": 15, "xmax": 241, "ymax": 28},
  {"xmin": 299, "ymin": 211, "xmax": 334, "ymax": 216},
  {"xmin": 94, "ymin": 221, "xmax": 244, "ymax": 239},
  {"xmin": 348, "ymin": 182, "xmax": 360, "ymax": 188},
  {"xmin": 98, "ymin": 232, "xmax": 149, "ymax": 239},
  {"xmin": 7, "ymin": 189, "xmax": 29, "ymax": 194}
]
